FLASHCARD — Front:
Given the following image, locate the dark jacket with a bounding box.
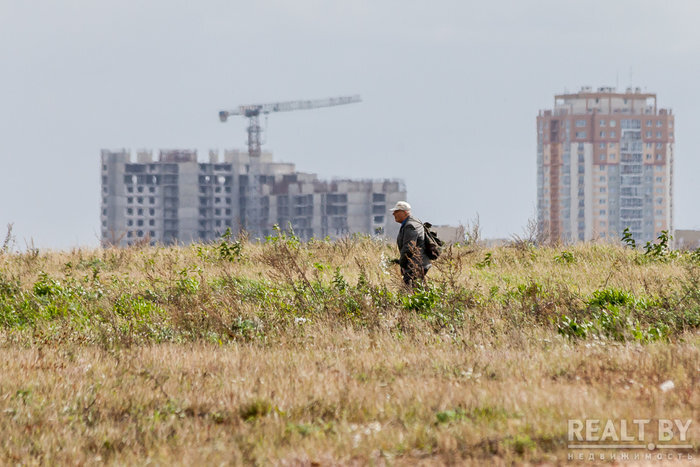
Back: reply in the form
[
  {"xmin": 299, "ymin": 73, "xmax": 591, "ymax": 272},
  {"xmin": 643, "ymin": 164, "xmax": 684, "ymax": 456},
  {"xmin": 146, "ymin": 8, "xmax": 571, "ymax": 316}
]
[{"xmin": 397, "ymin": 216, "xmax": 432, "ymax": 272}]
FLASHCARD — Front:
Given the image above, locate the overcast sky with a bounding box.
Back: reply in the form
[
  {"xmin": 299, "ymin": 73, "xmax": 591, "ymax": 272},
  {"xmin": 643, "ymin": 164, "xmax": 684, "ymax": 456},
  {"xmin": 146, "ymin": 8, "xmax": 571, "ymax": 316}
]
[{"xmin": 1, "ymin": 0, "xmax": 699, "ymax": 249}]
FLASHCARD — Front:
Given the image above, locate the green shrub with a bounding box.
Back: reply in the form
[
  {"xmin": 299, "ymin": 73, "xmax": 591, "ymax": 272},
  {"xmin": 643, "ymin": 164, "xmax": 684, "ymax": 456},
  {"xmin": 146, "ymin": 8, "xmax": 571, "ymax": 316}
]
[
  {"xmin": 553, "ymin": 251, "xmax": 575, "ymax": 264},
  {"xmin": 558, "ymin": 307, "xmax": 668, "ymax": 343},
  {"xmin": 113, "ymin": 295, "xmax": 165, "ymax": 321},
  {"xmin": 217, "ymin": 228, "xmax": 243, "ymax": 262},
  {"xmin": 402, "ymin": 286, "xmax": 441, "ymax": 313},
  {"xmin": 557, "ymin": 315, "xmax": 594, "ymax": 339},
  {"xmin": 690, "ymin": 248, "xmax": 700, "ymax": 264},
  {"xmin": 476, "ymin": 252, "xmax": 493, "ymax": 269},
  {"xmin": 588, "ymin": 288, "xmax": 635, "ymax": 308},
  {"xmin": 175, "ymin": 268, "xmax": 200, "ymax": 296}
]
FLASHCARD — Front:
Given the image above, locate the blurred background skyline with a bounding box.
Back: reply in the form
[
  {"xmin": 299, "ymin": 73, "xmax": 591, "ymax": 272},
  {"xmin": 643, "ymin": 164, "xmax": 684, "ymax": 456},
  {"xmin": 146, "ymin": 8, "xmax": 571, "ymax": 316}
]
[{"xmin": 2, "ymin": 0, "xmax": 699, "ymax": 249}]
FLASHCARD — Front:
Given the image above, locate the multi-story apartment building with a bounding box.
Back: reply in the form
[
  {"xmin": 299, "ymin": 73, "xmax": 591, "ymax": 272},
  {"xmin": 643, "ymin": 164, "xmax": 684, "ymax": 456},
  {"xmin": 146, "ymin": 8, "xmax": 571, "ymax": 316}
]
[
  {"xmin": 101, "ymin": 149, "xmax": 405, "ymax": 246},
  {"xmin": 537, "ymin": 86, "xmax": 674, "ymax": 244}
]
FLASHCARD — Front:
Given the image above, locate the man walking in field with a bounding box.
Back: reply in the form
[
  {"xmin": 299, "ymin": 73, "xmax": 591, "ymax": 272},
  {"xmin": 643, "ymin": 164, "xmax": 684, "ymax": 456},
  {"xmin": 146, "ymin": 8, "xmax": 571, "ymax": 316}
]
[{"xmin": 391, "ymin": 201, "xmax": 431, "ymax": 287}]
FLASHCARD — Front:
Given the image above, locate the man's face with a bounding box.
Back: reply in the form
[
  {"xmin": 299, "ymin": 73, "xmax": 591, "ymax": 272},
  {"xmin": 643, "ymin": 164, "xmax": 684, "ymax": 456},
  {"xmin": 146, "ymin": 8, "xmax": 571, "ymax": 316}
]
[{"xmin": 392, "ymin": 210, "xmax": 409, "ymax": 223}]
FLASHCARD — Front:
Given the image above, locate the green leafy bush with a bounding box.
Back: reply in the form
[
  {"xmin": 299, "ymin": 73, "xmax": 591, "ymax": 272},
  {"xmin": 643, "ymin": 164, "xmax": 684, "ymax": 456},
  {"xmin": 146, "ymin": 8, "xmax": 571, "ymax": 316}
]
[
  {"xmin": 553, "ymin": 251, "xmax": 575, "ymax": 264},
  {"xmin": 402, "ymin": 286, "xmax": 441, "ymax": 313},
  {"xmin": 588, "ymin": 288, "xmax": 635, "ymax": 308}
]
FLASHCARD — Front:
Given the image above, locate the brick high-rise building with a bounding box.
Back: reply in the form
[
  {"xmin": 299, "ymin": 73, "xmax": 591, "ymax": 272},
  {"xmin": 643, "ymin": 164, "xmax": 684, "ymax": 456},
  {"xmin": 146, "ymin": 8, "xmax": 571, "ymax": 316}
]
[{"xmin": 537, "ymin": 86, "xmax": 674, "ymax": 244}]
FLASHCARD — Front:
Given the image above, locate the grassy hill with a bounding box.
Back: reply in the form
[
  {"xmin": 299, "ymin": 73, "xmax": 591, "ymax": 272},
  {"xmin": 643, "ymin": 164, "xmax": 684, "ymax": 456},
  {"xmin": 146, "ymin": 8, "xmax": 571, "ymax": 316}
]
[{"xmin": 0, "ymin": 234, "xmax": 698, "ymax": 464}]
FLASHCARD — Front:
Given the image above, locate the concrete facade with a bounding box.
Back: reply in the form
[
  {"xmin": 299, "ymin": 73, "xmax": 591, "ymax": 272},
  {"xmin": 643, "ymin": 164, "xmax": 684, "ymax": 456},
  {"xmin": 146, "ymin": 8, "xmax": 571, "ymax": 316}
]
[
  {"xmin": 537, "ymin": 87, "xmax": 674, "ymax": 244},
  {"xmin": 432, "ymin": 225, "xmax": 465, "ymax": 244},
  {"xmin": 101, "ymin": 149, "xmax": 406, "ymax": 246}
]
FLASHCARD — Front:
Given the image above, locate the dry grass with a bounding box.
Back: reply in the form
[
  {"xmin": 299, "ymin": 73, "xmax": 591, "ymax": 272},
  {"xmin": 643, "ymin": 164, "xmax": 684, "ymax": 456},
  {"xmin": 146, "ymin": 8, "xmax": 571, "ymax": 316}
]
[{"xmin": 0, "ymin": 236, "xmax": 698, "ymax": 464}]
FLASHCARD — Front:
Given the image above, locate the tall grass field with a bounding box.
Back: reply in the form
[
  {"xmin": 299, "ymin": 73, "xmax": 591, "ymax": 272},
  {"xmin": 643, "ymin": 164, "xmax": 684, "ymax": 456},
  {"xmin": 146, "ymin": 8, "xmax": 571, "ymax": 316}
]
[{"xmin": 0, "ymin": 231, "xmax": 698, "ymax": 464}]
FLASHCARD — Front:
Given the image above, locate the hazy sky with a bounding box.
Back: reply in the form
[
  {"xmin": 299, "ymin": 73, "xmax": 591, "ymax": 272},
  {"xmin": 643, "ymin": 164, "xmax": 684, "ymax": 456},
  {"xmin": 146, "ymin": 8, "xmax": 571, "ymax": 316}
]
[{"xmin": 2, "ymin": 0, "xmax": 699, "ymax": 249}]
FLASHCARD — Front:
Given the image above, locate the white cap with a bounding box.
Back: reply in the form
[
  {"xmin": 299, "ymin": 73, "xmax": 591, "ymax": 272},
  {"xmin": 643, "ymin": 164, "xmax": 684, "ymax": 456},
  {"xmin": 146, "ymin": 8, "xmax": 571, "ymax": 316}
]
[{"xmin": 390, "ymin": 201, "xmax": 411, "ymax": 212}]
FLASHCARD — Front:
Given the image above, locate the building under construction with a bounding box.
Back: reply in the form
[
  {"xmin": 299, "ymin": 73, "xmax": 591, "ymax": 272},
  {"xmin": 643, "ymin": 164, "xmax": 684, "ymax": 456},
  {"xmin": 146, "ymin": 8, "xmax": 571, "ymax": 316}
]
[
  {"xmin": 100, "ymin": 149, "xmax": 406, "ymax": 246},
  {"xmin": 537, "ymin": 86, "xmax": 674, "ymax": 244}
]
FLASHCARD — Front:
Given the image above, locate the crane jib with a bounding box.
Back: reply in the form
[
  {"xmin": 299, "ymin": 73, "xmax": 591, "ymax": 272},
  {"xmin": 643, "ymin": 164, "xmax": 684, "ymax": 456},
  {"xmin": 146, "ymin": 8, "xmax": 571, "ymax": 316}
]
[
  {"xmin": 220, "ymin": 95, "xmax": 361, "ymax": 119},
  {"xmin": 218, "ymin": 94, "xmax": 361, "ymax": 157}
]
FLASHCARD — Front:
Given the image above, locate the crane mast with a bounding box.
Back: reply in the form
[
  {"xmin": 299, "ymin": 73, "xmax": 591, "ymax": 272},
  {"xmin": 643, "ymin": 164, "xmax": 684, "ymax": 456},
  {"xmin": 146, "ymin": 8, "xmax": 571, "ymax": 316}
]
[{"xmin": 218, "ymin": 94, "xmax": 361, "ymax": 237}]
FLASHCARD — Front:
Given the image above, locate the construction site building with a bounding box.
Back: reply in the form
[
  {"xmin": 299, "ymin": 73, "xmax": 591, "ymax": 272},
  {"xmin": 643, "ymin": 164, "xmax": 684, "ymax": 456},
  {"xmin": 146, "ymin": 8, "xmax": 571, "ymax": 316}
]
[
  {"xmin": 537, "ymin": 86, "xmax": 674, "ymax": 244},
  {"xmin": 100, "ymin": 149, "xmax": 405, "ymax": 246}
]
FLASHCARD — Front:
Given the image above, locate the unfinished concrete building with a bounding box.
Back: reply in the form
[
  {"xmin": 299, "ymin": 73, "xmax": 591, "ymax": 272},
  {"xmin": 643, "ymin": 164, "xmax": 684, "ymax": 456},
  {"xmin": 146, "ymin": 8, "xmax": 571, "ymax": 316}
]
[
  {"xmin": 537, "ymin": 86, "xmax": 674, "ymax": 244},
  {"xmin": 101, "ymin": 149, "xmax": 405, "ymax": 246}
]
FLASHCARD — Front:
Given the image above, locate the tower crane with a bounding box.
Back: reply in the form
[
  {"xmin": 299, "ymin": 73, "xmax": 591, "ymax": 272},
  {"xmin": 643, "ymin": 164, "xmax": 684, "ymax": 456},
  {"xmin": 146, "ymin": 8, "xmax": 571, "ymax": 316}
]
[
  {"xmin": 218, "ymin": 94, "xmax": 361, "ymax": 237},
  {"xmin": 219, "ymin": 94, "xmax": 361, "ymax": 157}
]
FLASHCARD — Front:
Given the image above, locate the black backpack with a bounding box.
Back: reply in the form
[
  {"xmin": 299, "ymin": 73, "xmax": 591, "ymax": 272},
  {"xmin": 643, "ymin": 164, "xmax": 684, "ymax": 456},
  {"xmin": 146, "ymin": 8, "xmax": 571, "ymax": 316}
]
[{"xmin": 421, "ymin": 222, "xmax": 444, "ymax": 260}]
